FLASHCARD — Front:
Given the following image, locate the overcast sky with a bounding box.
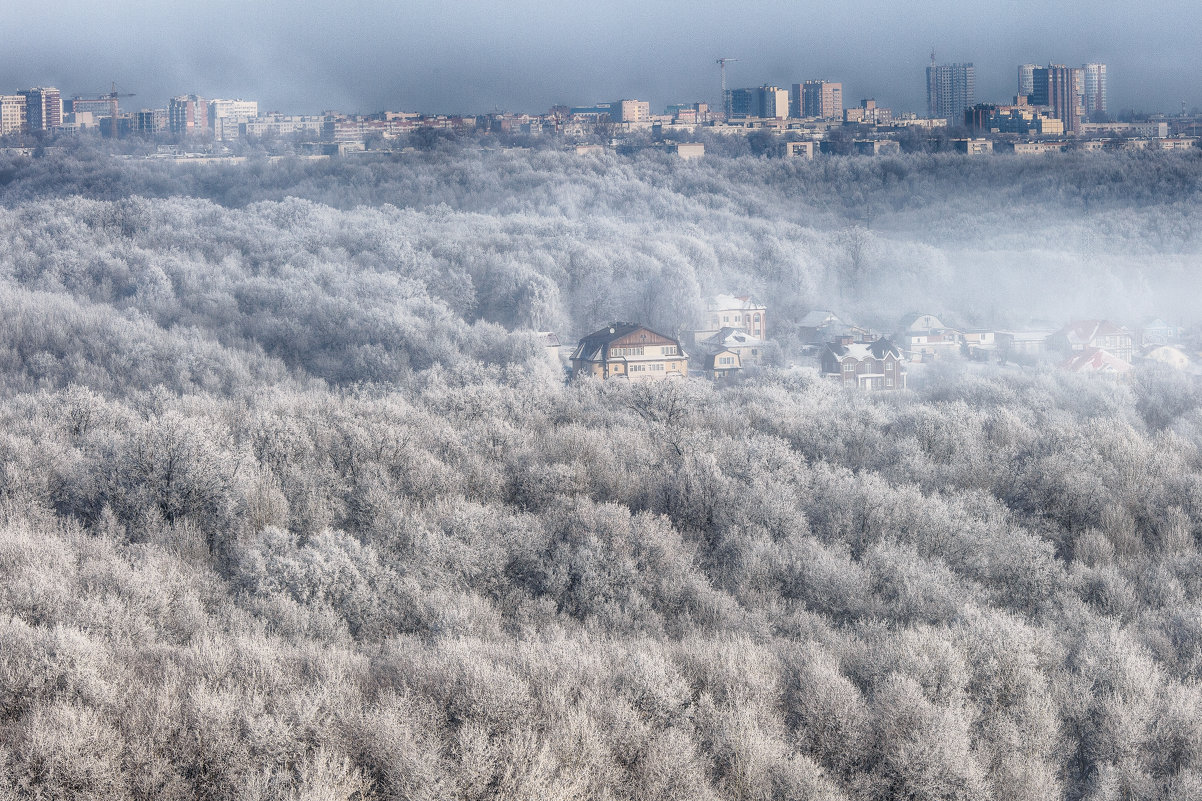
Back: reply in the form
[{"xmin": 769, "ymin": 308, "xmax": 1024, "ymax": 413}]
[{"xmin": 4, "ymin": 1, "xmax": 1200, "ymax": 116}]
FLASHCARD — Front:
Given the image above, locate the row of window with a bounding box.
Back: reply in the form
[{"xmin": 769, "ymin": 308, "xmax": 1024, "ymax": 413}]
[{"xmin": 610, "ymin": 345, "xmax": 680, "ymax": 358}]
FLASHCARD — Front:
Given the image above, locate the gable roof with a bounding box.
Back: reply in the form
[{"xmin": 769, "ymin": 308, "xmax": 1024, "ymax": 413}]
[
  {"xmin": 571, "ymin": 323, "xmax": 682, "ymax": 361},
  {"xmin": 700, "ymin": 327, "xmax": 764, "ymax": 349},
  {"xmin": 825, "ymin": 337, "xmax": 904, "ymax": 361},
  {"xmin": 1061, "ymin": 347, "xmax": 1132, "ymax": 373},
  {"xmin": 1056, "ymin": 320, "xmax": 1128, "ymax": 346},
  {"xmin": 799, "ymin": 309, "xmax": 842, "ymax": 328}
]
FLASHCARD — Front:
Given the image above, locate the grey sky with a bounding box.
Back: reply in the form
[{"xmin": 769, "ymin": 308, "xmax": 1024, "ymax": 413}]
[{"xmin": 5, "ymin": 0, "xmax": 1200, "ymax": 116}]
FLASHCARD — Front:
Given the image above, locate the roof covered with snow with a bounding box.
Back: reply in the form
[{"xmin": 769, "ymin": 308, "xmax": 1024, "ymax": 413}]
[
  {"xmin": 1061, "ymin": 347, "xmax": 1132, "ymax": 374},
  {"xmin": 825, "ymin": 337, "xmax": 903, "ymax": 361},
  {"xmin": 700, "ymin": 327, "xmax": 764, "ymax": 349}
]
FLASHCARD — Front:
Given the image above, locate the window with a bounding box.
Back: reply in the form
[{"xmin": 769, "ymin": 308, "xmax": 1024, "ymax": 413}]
[
  {"xmin": 610, "ymin": 347, "xmax": 644, "ymax": 357},
  {"xmin": 651, "ymin": 363, "xmax": 665, "ymax": 371},
  {"xmin": 843, "ymin": 362, "xmax": 854, "ymax": 372},
  {"xmin": 662, "ymin": 346, "xmax": 678, "ymax": 355}
]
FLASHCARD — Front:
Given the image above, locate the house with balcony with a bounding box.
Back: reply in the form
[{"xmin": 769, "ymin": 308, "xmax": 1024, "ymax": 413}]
[{"xmin": 571, "ymin": 323, "xmax": 688, "ymax": 381}]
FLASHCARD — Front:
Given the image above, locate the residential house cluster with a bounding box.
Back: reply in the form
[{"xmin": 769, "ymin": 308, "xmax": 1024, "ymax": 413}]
[{"xmin": 567, "ymin": 294, "xmax": 770, "ymax": 383}]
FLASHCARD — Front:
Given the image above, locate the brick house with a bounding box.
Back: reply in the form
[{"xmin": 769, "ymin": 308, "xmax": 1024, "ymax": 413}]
[{"xmin": 821, "ymin": 337, "xmax": 907, "ymax": 391}]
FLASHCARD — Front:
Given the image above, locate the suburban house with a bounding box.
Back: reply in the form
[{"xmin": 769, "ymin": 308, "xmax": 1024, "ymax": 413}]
[
  {"xmin": 571, "ymin": 323, "xmax": 688, "ymax": 381},
  {"xmin": 698, "ymin": 327, "xmax": 766, "ymax": 366},
  {"xmin": 961, "ymin": 329, "xmax": 998, "ymax": 360},
  {"xmin": 1049, "ymin": 320, "xmax": 1134, "ymax": 363},
  {"xmin": 1138, "ymin": 318, "xmax": 1181, "ymax": 347},
  {"xmin": 701, "ymin": 348, "xmax": 743, "ymax": 381},
  {"xmin": 1061, "ymin": 348, "xmax": 1133, "ymax": 376},
  {"xmin": 821, "ymin": 337, "xmax": 907, "ymax": 391},
  {"xmin": 898, "ymin": 312, "xmax": 962, "ymax": 361},
  {"xmin": 696, "ymin": 295, "xmax": 767, "ymax": 341}
]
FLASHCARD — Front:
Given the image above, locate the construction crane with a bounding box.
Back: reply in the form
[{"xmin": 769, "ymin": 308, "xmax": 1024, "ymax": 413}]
[
  {"xmin": 72, "ymin": 82, "xmax": 135, "ymax": 139},
  {"xmin": 716, "ymin": 58, "xmax": 738, "ymax": 119}
]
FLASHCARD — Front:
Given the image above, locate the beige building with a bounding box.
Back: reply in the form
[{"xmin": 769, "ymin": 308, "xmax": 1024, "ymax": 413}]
[
  {"xmin": 571, "ymin": 323, "xmax": 687, "ymax": 381},
  {"xmin": 702, "ymin": 348, "xmax": 743, "ymax": 380},
  {"xmin": 797, "ymin": 81, "xmax": 843, "ymax": 119},
  {"xmin": 0, "ymin": 95, "xmax": 25, "ymax": 135},
  {"xmin": 18, "ymin": 87, "xmax": 61, "ymax": 131},
  {"xmin": 209, "ymin": 99, "xmax": 259, "ymax": 139},
  {"xmin": 612, "ymin": 100, "xmax": 650, "ymax": 123},
  {"xmin": 668, "ymin": 142, "xmax": 705, "ymax": 159}
]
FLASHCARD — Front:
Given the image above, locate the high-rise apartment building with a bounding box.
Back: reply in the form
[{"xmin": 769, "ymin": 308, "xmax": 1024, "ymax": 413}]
[
  {"xmin": 0, "ymin": 95, "xmax": 26, "ymax": 135},
  {"xmin": 727, "ymin": 88, "xmax": 757, "ymax": 119},
  {"xmin": 208, "ymin": 99, "xmax": 259, "ymax": 140},
  {"xmin": 727, "ymin": 87, "xmax": 788, "ymax": 119},
  {"xmin": 1018, "ymin": 64, "xmax": 1037, "ymax": 100},
  {"xmin": 136, "ymin": 109, "xmax": 168, "ymax": 134},
  {"xmin": 611, "ymin": 99, "xmax": 650, "ymax": 123},
  {"xmin": 1082, "ymin": 63, "xmax": 1108, "ymax": 119},
  {"xmin": 1031, "ymin": 65, "xmax": 1081, "ymax": 133},
  {"xmin": 18, "ymin": 87, "xmax": 62, "ymax": 131},
  {"xmin": 169, "ymin": 95, "xmax": 210, "ymax": 135},
  {"xmin": 926, "ymin": 63, "xmax": 974, "ymax": 123},
  {"xmin": 761, "ymin": 86, "xmax": 789, "ymax": 119},
  {"xmin": 798, "ymin": 81, "xmax": 843, "ymax": 119}
]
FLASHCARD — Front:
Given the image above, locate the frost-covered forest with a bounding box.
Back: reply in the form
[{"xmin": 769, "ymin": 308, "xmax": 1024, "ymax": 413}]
[{"xmin": 2, "ymin": 142, "xmax": 1202, "ymax": 800}]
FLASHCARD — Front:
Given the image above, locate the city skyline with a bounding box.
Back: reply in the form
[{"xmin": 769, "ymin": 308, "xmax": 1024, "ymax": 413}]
[{"xmin": 2, "ymin": 1, "xmax": 1200, "ymax": 117}]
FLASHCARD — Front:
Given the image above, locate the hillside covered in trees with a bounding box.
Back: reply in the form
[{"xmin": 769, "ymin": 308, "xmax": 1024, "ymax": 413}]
[{"xmin": 2, "ymin": 143, "xmax": 1202, "ymax": 800}]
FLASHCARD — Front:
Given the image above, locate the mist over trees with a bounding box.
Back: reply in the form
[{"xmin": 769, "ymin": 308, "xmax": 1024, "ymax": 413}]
[{"xmin": 2, "ymin": 142, "xmax": 1202, "ymax": 799}]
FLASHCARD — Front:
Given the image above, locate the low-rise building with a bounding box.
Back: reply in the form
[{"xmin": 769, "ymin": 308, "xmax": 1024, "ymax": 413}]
[
  {"xmin": 571, "ymin": 323, "xmax": 687, "ymax": 381},
  {"xmin": 898, "ymin": 312, "xmax": 962, "ymax": 361},
  {"xmin": 821, "ymin": 337, "xmax": 907, "ymax": 391},
  {"xmin": 698, "ymin": 327, "xmax": 766, "ymax": 367},
  {"xmin": 702, "ymin": 348, "xmax": 743, "ymax": 380},
  {"xmin": 783, "ymin": 140, "xmax": 816, "ymax": 158}
]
